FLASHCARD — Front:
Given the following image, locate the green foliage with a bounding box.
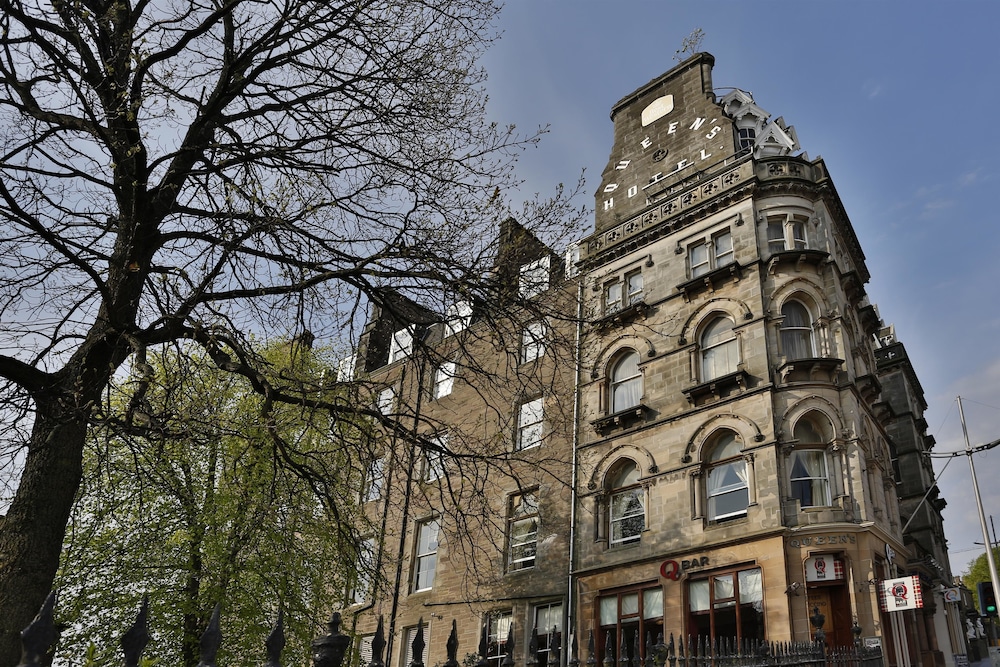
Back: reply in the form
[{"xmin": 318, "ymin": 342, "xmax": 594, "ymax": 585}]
[
  {"xmin": 963, "ymin": 547, "xmax": 1000, "ymax": 611},
  {"xmin": 55, "ymin": 341, "xmax": 372, "ymax": 666}
]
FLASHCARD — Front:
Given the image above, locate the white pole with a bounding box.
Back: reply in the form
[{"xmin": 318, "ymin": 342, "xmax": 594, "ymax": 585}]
[{"xmin": 958, "ymin": 395, "xmax": 1000, "ymax": 633}]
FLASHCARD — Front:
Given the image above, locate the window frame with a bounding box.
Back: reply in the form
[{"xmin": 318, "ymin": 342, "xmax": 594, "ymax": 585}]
[
  {"xmin": 445, "ymin": 300, "xmax": 473, "ymax": 337},
  {"xmin": 519, "ymin": 256, "xmax": 551, "ymax": 299},
  {"xmin": 700, "ymin": 316, "xmax": 739, "ymax": 381},
  {"xmin": 433, "ymin": 361, "xmax": 456, "ymax": 399},
  {"xmin": 765, "ymin": 212, "xmax": 810, "ymax": 253},
  {"xmin": 516, "ymin": 397, "xmax": 544, "ymax": 450},
  {"xmin": 348, "ymin": 536, "xmax": 376, "ymax": 604},
  {"xmin": 779, "ymin": 300, "xmax": 814, "ymax": 360},
  {"xmin": 689, "ymin": 230, "xmax": 734, "ymax": 278},
  {"xmin": 362, "ymin": 457, "xmax": 384, "ymax": 503},
  {"xmin": 377, "ymin": 386, "xmax": 396, "ymax": 415},
  {"xmin": 389, "ymin": 326, "xmax": 415, "ymax": 363},
  {"xmin": 686, "ymin": 566, "xmax": 764, "ymax": 643},
  {"xmin": 625, "ymin": 270, "xmax": 644, "ymax": 305},
  {"xmin": 604, "ymin": 280, "xmax": 623, "ymax": 314},
  {"xmin": 411, "ymin": 519, "xmax": 440, "ymax": 593},
  {"xmin": 423, "ymin": 434, "xmax": 447, "ymax": 483},
  {"xmin": 704, "ymin": 431, "xmax": 748, "ymax": 522},
  {"xmin": 507, "ymin": 491, "xmax": 538, "ymax": 571},
  {"xmin": 485, "ymin": 610, "xmax": 513, "ymax": 667},
  {"xmin": 789, "ymin": 449, "xmax": 831, "ymax": 508},
  {"xmin": 521, "ymin": 320, "xmax": 546, "ymax": 364},
  {"xmin": 597, "ymin": 585, "xmax": 663, "ymax": 666},
  {"xmin": 609, "ymin": 350, "xmax": 642, "ymax": 414},
  {"xmin": 608, "ymin": 460, "xmax": 645, "ymax": 547},
  {"xmin": 402, "ymin": 623, "xmax": 431, "ymax": 667},
  {"xmin": 534, "ymin": 601, "xmax": 564, "ymax": 662}
]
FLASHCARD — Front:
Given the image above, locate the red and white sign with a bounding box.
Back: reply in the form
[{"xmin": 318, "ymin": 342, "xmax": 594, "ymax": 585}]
[
  {"xmin": 805, "ymin": 555, "xmax": 844, "ymax": 582},
  {"xmin": 879, "ymin": 576, "xmax": 923, "ymax": 612}
]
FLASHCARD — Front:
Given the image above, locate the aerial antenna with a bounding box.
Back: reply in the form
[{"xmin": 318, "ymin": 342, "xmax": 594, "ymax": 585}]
[{"xmin": 674, "ymin": 28, "xmax": 705, "ymax": 61}]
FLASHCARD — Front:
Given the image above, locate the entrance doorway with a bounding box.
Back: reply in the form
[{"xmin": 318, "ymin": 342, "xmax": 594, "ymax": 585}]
[{"xmin": 806, "ymin": 585, "xmax": 853, "ymax": 646}]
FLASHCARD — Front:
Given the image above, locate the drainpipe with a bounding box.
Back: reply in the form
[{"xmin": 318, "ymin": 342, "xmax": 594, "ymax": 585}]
[{"xmin": 567, "ymin": 273, "xmax": 585, "ymax": 661}]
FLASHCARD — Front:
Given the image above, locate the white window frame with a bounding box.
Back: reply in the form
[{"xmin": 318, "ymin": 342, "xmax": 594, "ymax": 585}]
[
  {"xmin": 534, "ymin": 602, "xmax": 564, "ymax": 661},
  {"xmin": 705, "ymin": 431, "xmax": 748, "ymax": 522},
  {"xmin": 423, "ymin": 434, "xmax": 447, "ymax": 482},
  {"xmin": 363, "ymin": 457, "xmax": 384, "ymax": 503},
  {"xmin": 377, "ymin": 387, "xmax": 396, "ymax": 415},
  {"xmin": 700, "ymin": 316, "xmax": 739, "ymax": 381},
  {"xmin": 779, "ymin": 300, "xmax": 814, "ymax": 360},
  {"xmin": 789, "ymin": 449, "xmax": 831, "ymax": 508},
  {"xmin": 336, "ymin": 353, "xmax": 356, "ymax": 382},
  {"xmin": 445, "ymin": 300, "xmax": 473, "ymax": 337},
  {"xmin": 389, "ymin": 326, "xmax": 415, "ymax": 363},
  {"xmin": 485, "ymin": 610, "xmax": 513, "ymax": 667},
  {"xmin": 403, "ymin": 623, "xmax": 431, "ymax": 667},
  {"xmin": 766, "ymin": 212, "xmax": 810, "ymax": 253},
  {"xmin": 516, "ymin": 397, "xmax": 544, "ymax": 450},
  {"xmin": 608, "ymin": 461, "xmax": 644, "ymax": 547},
  {"xmin": 519, "ymin": 256, "xmax": 551, "ymax": 299},
  {"xmin": 689, "ymin": 230, "xmax": 734, "ymax": 278},
  {"xmin": 412, "ymin": 519, "xmax": 439, "ymax": 592},
  {"xmin": 609, "ymin": 350, "xmax": 642, "ymax": 413},
  {"xmin": 604, "ymin": 280, "xmax": 623, "ymax": 313},
  {"xmin": 521, "ymin": 320, "xmax": 546, "ymax": 364},
  {"xmin": 625, "ymin": 270, "xmax": 644, "ymax": 305},
  {"xmin": 433, "ymin": 361, "xmax": 456, "ymax": 399},
  {"xmin": 508, "ymin": 491, "xmax": 538, "ymax": 571}
]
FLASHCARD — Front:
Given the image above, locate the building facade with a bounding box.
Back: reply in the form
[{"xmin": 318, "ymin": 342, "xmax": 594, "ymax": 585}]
[{"xmin": 348, "ymin": 53, "xmax": 960, "ymax": 667}]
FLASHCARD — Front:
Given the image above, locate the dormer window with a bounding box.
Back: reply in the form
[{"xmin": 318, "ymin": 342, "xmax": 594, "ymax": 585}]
[
  {"xmin": 738, "ymin": 127, "xmax": 756, "ymax": 151},
  {"xmin": 519, "ymin": 256, "xmax": 551, "ymax": 299},
  {"xmin": 388, "ymin": 326, "xmax": 414, "ymax": 363}
]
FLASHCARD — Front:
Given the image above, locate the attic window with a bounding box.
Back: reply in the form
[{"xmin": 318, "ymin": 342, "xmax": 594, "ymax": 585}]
[
  {"xmin": 388, "ymin": 326, "xmax": 414, "ymax": 363},
  {"xmin": 738, "ymin": 128, "xmax": 756, "ymax": 151},
  {"xmin": 519, "ymin": 257, "xmax": 551, "ymax": 299}
]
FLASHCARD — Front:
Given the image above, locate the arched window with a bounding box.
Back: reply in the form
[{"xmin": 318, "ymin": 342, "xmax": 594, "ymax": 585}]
[
  {"xmin": 780, "ymin": 301, "xmax": 813, "ymax": 359},
  {"xmin": 608, "ymin": 459, "xmax": 644, "ymax": 546},
  {"xmin": 790, "ymin": 414, "xmax": 831, "ymax": 508},
  {"xmin": 705, "ymin": 430, "xmax": 748, "ymax": 521},
  {"xmin": 610, "ymin": 350, "xmax": 642, "ymax": 413},
  {"xmin": 701, "ymin": 317, "xmax": 738, "ymax": 381}
]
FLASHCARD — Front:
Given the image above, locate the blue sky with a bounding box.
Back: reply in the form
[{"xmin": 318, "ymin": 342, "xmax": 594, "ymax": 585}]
[{"xmin": 481, "ymin": 1, "xmax": 1000, "ymax": 576}]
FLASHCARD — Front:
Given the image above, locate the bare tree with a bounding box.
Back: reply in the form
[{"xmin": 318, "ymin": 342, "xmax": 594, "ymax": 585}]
[{"xmin": 0, "ymin": 0, "xmax": 585, "ymax": 662}]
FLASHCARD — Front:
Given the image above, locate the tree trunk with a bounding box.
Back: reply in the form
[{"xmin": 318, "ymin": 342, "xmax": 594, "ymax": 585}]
[{"xmin": 0, "ymin": 405, "xmax": 88, "ymax": 667}]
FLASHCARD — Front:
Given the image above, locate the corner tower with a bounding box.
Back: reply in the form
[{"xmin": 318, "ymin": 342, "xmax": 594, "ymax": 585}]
[{"xmin": 573, "ymin": 53, "xmax": 948, "ymax": 664}]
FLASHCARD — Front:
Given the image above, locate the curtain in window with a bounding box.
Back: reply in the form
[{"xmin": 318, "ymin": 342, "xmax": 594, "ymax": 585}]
[
  {"xmin": 790, "ymin": 450, "xmax": 829, "ymax": 507},
  {"xmin": 707, "ymin": 460, "xmax": 748, "ymax": 519},
  {"xmin": 701, "ymin": 318, "xmax": 737, "ymax": 380},
  {"xmin": 689, "ymin": 580, "xmax": 710, "ymax": 612},
  {"xmin": 611, "ymin": 351, "xmax": 642, "ymax": 412},
  {"xmin": 780, "ymin": 301, "xmax": 813, "ymax": 360},
  {"xmin": 738, "ymin": 569, "xmax": 763, "ymax": 603}
]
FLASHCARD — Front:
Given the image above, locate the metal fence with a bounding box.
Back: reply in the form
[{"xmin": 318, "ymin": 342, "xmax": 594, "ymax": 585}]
[{"xmin": 15, "ymin": 592, "xmax": 883, "ymax": 667}]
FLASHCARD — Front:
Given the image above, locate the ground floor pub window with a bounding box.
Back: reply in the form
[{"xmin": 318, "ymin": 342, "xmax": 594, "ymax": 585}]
[
  {"xmin": 687, "ymin": 566, "xmax": 764, "ymax": 642},
  {"xmin": 598, "ymin": 585, "xmax": 663, "ymax": 665}
]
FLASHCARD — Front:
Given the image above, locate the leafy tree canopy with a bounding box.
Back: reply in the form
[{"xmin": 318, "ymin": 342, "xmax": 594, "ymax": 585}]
[
  {"xmin": 57, "ymin": 340, "xmax": 365, "ymax": 666},
  {"xmin": 0, "ymin": 0, "xmax": 586, "ymax": 660}
]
